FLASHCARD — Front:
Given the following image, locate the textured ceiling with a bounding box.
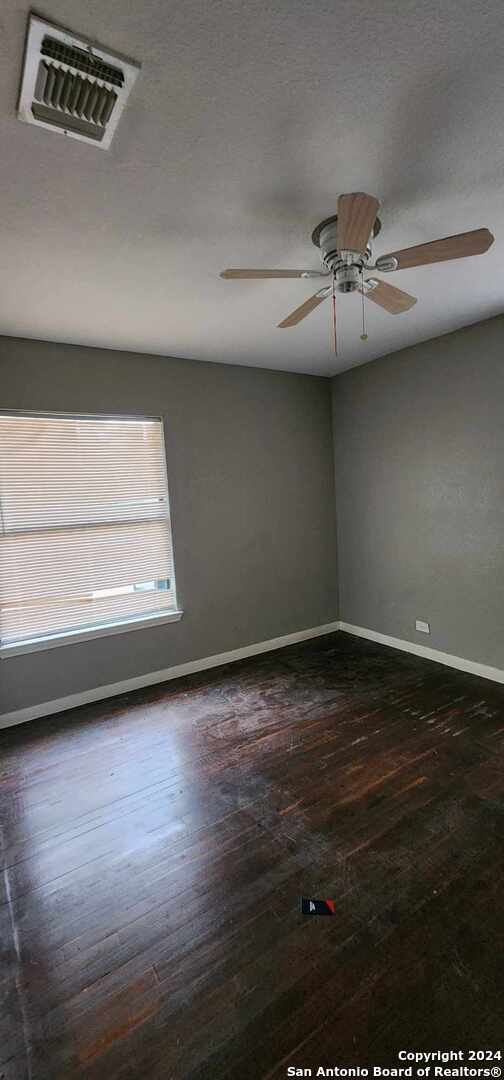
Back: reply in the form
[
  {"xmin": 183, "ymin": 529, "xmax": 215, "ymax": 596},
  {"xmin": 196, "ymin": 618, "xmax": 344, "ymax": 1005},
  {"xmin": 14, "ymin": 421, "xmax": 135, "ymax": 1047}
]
[{"xmin": 0, "ymin": 0, "xmax": 503, "ymax": 376}]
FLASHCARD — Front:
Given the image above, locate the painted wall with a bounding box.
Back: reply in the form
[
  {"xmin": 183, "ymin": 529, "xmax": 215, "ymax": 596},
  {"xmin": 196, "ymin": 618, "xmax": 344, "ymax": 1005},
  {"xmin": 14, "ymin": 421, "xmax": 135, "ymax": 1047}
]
[
  {"xmin": 0, "ymin": 336, "xmax": 338, "ymax": 714},
  {"xmin": 332, "ymin": 315, "xmax": 504, "ymax": 669}
]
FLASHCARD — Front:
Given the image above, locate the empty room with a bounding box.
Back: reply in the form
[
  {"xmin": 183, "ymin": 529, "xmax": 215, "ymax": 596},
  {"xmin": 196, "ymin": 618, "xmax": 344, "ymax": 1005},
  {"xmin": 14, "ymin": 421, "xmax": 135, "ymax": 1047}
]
[{"xmin": 1, "ymin": 1, "xmax": 503, "ymax": 1077}]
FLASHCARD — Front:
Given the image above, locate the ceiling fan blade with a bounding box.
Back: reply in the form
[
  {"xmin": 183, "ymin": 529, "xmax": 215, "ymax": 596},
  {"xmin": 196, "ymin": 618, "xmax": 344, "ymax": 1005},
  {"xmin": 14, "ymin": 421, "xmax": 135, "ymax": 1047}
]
[
  {"xmin": 361, "ymin": 278, "xmax": 417, "ymax": 314},
  {"xmin": 336, "ymin": 192, "xmax": 380, "ymax": 254},
  {"xmin": 377, "ymin": 228, "xmax": 494, "ymax": 271},
  {"xmin": 220, "ymin": 269, "xmax": 327, "ymax": 279},
  {"xmin": 278, "ymin": 291, "xmax": 329, "ymax": 328}
]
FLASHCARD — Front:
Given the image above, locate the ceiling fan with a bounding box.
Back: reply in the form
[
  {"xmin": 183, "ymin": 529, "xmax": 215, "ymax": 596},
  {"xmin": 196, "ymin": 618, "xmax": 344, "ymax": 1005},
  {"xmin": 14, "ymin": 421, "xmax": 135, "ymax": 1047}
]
[{"xmin": 220, "ymin": 193, "xmax": 494, "ymax": 329}]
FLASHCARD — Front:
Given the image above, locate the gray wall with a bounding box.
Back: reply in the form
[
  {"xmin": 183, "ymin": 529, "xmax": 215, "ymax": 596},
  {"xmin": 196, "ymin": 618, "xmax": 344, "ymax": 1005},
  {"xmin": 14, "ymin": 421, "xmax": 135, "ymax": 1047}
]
[
  {"xmin": 332, "ymin": 315, "xmax": 504, "ymax": 669},
  {"xmin": 0, "ymin": 337, "xmax": 338, "ymax": 715}
]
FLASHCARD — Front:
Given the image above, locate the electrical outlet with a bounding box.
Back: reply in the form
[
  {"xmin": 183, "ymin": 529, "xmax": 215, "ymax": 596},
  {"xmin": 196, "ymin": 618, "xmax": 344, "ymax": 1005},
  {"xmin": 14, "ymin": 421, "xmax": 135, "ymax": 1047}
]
[{"xmin": 415, "ymin": 619, "xmax": 430, "ymax": 634}]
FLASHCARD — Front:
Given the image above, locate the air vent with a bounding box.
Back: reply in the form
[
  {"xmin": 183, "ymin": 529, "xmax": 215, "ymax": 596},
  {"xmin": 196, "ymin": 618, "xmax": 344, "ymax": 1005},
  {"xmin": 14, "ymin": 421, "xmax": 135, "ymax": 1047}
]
[{"xmin": 18, "ymin": 15, "xmax": 140, "ymax": 150}]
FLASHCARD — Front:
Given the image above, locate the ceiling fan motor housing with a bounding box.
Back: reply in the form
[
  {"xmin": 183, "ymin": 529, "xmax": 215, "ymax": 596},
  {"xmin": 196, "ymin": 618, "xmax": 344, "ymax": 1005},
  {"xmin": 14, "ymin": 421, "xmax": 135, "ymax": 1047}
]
[
  {"xmin": 313, "ymin": 215, "xmax": 381, "ymax": 292},
  {"xmin": 317, "ymin": 219, "xmax": 342, "ymax": 270},
  {"xmin": 319, "ymin": 220, "xmax": 367, "ymax": 293}
]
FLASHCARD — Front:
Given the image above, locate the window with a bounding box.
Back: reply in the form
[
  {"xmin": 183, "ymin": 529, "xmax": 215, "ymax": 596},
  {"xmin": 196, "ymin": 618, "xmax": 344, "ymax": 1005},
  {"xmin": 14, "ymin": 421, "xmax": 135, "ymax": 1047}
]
[{"xmin": 0, "ymin": 412, "xmax": 181, "ymax": 655}]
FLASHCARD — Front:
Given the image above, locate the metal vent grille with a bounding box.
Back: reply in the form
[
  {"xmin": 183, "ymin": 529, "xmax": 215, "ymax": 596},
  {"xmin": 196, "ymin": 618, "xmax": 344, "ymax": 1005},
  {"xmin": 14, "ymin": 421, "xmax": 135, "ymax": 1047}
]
[
  {"xmin": 41, "ymin": 37, "xmax": 124, "ymax": 86},
  {"xmin": 18, "ymin": 16, "xmax": 140, "ymax": 150},
  {"xmin": 32, "ymin": 62, "xmax": 118, "ymax": 141}
]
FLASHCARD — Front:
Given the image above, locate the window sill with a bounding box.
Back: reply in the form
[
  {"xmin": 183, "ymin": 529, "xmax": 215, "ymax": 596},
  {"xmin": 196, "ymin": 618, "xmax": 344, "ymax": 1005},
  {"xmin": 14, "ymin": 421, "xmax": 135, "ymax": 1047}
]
[{"xmin": 0, "ymin": 609, "xmax": 184, "ymax": 659}]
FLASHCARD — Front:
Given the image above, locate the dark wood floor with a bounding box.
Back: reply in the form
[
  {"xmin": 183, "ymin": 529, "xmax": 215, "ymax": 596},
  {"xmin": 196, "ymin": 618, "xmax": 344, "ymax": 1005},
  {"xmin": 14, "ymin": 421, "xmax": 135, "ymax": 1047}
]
[{"xmin": 1, "ymin": 632, "xmax": 504, "ymax": 1079}]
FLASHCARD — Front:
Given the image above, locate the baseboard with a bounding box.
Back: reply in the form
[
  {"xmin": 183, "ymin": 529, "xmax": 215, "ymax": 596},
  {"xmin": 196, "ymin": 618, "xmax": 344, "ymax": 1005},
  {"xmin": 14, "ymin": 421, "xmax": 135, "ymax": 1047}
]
[
  {"xmin": 0, "ymin": 620, "xmax": 340, "ymax": 731},
  {"xmin": 339, "ymin": 621, "xmax": 504, "ymax": 685},
  {"xmin": 3, "ymin": 617, "xmax": 502, "ymax": 732}
]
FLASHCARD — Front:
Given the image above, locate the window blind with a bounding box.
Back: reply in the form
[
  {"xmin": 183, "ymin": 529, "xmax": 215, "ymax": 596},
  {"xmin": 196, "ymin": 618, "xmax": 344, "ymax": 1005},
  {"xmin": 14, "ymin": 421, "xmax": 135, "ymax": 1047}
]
[{"xmin": 0, "ymin": 413, "xmax": 178, "ymax": 647}]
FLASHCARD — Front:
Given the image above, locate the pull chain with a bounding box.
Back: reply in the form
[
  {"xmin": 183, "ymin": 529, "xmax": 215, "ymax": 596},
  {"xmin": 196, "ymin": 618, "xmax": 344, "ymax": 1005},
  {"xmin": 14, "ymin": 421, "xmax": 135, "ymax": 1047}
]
[
  {"xmin": 332, "ymin": 272, "xmax": 337, "ymax": 357},
  {"xmin": 360, "ymin": 269, "xmax": 368, "ymax": 342}
]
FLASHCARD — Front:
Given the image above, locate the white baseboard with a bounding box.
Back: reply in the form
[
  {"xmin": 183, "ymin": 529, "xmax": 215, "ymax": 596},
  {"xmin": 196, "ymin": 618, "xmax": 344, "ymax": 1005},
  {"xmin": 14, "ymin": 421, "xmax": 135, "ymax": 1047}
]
[
  {"xmin": 339, "ymin": 621, "xmax": 504, "ymax": 685},
  {"xmin": 0, "ymin": 620, "xmax": 340, "ymax": 731},
  {"xmin": 3, "ymin": 618, "xmax": 502, "ymax": 732}
]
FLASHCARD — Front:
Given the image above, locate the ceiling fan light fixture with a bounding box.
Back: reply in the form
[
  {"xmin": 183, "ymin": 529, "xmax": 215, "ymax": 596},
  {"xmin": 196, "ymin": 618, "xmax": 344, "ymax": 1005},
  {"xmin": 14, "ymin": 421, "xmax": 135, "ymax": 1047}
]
[{"xmin": 335, "ymin": 265, "xmax": 361, "ymax": 293}]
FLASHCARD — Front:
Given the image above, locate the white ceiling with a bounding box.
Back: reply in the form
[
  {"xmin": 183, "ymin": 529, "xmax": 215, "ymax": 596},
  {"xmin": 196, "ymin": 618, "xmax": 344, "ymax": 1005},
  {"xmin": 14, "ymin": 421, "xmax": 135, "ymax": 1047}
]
[{"xmin": 1, "ymin": 0, "xmax": 503, "ymax": 376}]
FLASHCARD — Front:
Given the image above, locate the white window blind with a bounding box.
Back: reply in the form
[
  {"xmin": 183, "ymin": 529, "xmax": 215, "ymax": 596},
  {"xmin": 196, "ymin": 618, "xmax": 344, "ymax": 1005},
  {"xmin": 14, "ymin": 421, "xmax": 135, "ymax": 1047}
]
[{"xmin": 0, "ymin": 412, "xmax": 178, "ymax": 649}]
